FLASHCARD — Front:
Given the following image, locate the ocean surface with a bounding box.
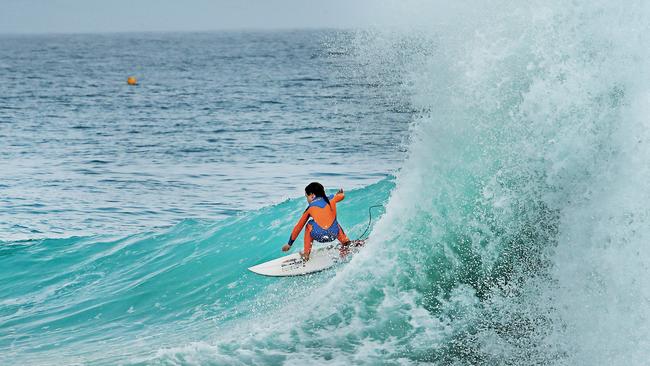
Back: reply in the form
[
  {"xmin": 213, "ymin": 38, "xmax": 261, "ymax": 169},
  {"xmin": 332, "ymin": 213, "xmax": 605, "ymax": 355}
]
[
  {"xmin": 0, "ymin": 30, "xmax": 410, "ymax": 240},
  {"xmin": 2, "ymin": 1, "xmax": 650, "ymax": 365}
]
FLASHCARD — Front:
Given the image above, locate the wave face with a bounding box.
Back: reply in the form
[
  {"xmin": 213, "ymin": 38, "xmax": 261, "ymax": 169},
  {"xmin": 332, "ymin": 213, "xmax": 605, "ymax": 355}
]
[
  {"xmin": 4, "ymin": 1, "xmax": 650, "ymax": 365},
  {"xmin": 138, "ymin": 1, "xmax": 649, "ymax": 365},
  {"xmin": 0, "ymin": 179, "xmax": 394, "ymax": 365}
]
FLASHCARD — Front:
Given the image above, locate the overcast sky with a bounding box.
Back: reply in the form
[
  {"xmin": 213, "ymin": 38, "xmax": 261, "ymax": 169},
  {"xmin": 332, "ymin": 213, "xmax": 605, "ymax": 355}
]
[{"xmin": 0, "ymin": 0, "xmax": 401, "ymax": 34}]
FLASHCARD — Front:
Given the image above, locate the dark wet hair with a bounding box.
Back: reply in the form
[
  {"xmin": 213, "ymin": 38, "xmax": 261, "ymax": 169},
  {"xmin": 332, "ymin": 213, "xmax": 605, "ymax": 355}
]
[{"xmin": 305, "ymin": 182, "xmax": 330, "ymax": 206}]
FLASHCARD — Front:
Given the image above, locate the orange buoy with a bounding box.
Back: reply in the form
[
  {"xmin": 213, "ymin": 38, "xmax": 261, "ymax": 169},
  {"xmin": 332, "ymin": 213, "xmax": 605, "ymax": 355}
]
[{"xmin": 127, "ymin": 76, "xmax": 138, "ymax": 85}]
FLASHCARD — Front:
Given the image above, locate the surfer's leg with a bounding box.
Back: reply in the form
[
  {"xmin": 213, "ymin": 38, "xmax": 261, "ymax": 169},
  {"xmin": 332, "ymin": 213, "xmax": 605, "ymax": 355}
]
[
  {"xmin": 337, "ymin": 225, "xmax": 350, "ymax": 245},
  {"xmin": 304, "ymin": 222, "xmax": 314, "ymax": 256},
  {"xmin": 336, "ymin": 225, "xmax": 352, "ymax": 256}
]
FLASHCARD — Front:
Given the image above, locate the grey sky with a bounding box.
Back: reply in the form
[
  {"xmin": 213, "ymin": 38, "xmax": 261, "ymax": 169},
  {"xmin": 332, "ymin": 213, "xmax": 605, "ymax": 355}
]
[{"xmin": 0, "ymin": 0, "xmax": 398, "ymax": 34}]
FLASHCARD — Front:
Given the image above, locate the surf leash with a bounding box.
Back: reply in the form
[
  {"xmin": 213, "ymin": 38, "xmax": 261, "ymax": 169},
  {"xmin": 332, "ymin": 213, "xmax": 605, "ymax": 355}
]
[{"xmin": 355, "ymin": 205, "xmax": 383, "ymax": 241}]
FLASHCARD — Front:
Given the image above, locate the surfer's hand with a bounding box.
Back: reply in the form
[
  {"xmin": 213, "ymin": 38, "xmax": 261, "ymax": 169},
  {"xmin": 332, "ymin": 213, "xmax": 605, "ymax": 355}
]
[
  {"xmin": 300, "ymin": 251, "xmax": 310, "ymax": 261},
  {"xmin": 282, "ymin": 244, "xmax": 291, "ymax": 252},
  {"xmin": 338, "ymin": 188, "xmax": 344, "ymax": 194}
]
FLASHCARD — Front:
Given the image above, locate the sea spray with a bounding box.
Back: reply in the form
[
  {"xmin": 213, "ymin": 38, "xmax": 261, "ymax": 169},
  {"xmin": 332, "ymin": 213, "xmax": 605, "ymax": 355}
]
[{"xmin": 368, "ymin": 1, "xmax": 650, "ymax": 364}]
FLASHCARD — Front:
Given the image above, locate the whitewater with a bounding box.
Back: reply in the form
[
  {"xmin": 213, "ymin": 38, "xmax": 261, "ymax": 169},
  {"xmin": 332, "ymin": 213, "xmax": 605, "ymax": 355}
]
[{"xmin": 2, "ymin": 0, "xmax": 650, "ymax": 365}]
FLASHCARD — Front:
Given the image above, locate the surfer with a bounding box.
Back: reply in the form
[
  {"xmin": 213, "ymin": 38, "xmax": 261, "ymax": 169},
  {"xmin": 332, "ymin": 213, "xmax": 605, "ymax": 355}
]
[{"xmin": 282, "ymin": 182, "xmax": 351, "ymax": 261}]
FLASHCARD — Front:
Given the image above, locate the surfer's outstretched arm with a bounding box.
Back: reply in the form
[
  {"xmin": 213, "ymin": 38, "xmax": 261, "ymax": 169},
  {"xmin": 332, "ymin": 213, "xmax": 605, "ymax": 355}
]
[
  {"xmin": 331, "ymin": 189, "xmax": 345, "ymax": 203},
  {"xmin": 282, "ymin": 209, "xmax": 309, "ymax": 252}
]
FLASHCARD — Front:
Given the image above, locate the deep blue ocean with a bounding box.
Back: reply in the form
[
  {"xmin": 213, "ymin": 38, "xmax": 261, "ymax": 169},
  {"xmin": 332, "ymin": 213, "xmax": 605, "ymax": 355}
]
[
  {"xmin": 0, "ymin": 30, "xmax": 409, "ymax": 240},
  {"xmin": 2, "ymin": 2, "xmax": 650, "ymax": 365}
]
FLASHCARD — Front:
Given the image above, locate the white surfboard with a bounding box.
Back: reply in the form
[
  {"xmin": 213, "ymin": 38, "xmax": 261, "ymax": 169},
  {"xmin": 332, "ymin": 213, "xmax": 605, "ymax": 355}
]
[{"xmin": 248, "ymin": 241, "xmax": 364, "ymax": 277}]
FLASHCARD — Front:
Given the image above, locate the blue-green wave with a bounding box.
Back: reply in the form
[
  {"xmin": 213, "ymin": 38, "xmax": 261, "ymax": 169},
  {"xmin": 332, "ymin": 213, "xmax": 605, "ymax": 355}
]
[{"xmin": 0, "ymin": 179, "xmax": 394, "ymax": 365}]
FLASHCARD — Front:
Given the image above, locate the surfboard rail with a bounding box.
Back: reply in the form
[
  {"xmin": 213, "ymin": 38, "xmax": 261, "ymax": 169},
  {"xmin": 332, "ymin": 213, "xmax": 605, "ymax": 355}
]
[{"xmin": 248, "ymin": 241, "xmax": 364, "ymax": 277}]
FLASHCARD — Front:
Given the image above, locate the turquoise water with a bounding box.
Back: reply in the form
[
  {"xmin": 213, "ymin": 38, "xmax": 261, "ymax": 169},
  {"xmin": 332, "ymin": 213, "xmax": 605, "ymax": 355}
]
[
  {"xmin": 4, "ymin": 1, "xmax": 650, "ymax": 365},
  {"xmin": 1, "ymin": 179, "xmax": 393, "ymax": 364}
]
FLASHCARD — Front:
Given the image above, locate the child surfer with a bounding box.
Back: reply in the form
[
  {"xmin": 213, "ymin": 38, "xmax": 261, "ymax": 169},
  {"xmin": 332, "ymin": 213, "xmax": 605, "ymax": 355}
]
[{"xmin": 282, "ymin": 182, "xmax": 352, "ymax": 261}]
